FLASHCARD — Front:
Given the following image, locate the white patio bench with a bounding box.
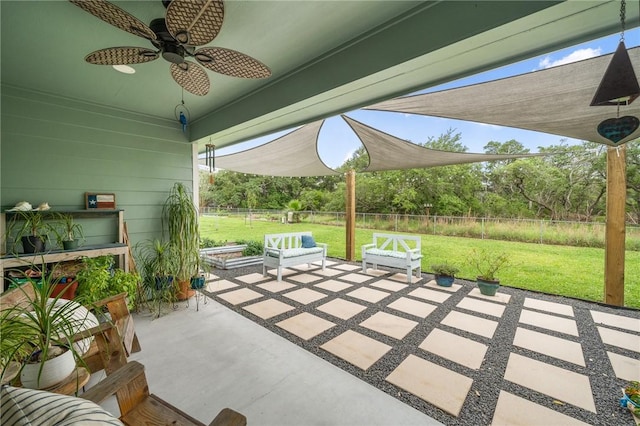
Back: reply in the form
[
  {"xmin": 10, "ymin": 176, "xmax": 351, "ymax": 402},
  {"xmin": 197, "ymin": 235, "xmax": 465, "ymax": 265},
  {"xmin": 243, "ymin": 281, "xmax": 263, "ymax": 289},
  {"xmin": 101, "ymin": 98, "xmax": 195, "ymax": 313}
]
[
  {"xmin": 263, "ymin": 232, "xmax": 327, "ymax": 281},
  {"xmin": 361, "ymin": 233, "xmax": 423, "ymax": 283}
]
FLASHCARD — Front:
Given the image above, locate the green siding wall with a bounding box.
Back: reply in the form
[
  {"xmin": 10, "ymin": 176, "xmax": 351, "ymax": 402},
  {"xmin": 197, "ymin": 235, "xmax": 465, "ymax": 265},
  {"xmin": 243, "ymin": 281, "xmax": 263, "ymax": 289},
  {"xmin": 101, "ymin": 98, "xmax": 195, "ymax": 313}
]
[{"xmin": 1, "ymin": 85, "xmax": 194, "ymax": 249}]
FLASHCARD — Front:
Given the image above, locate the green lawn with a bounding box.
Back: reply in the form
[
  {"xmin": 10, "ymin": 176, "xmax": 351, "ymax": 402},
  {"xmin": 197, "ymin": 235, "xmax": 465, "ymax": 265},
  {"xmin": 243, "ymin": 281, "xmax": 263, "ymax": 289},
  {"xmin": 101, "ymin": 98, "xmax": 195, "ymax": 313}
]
[{"xmin": 200, "ymin": 216, "xmax": 640, "ymax": 309}]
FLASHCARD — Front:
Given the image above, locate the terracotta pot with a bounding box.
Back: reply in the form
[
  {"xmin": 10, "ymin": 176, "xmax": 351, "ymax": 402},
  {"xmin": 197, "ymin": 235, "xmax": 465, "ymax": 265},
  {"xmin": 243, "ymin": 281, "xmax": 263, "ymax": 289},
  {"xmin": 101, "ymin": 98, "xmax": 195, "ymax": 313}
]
[
  {"xmin": 50, "ymin": 280, "xmax": 78, "ymax": 300},
  {"xmin": 176, "ymin": 279, "xmax": 195, "ymax": 300}
]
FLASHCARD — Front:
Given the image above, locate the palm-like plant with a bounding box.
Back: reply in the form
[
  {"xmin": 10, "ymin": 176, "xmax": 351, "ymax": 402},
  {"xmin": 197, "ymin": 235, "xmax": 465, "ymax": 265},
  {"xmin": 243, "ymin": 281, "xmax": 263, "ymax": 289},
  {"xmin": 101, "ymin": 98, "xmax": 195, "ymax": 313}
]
[{"xmin": 1, "ymin": 263, "xmax": 95, "ymax": 388}]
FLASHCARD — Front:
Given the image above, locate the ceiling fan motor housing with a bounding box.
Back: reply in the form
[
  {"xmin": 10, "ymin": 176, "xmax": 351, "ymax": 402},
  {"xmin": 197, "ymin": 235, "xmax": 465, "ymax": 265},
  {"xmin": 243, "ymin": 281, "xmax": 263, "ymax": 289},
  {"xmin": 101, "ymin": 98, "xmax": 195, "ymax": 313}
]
[{"xmin": 150, "ymin": 18, "xmax": 186, "ymax": 64}]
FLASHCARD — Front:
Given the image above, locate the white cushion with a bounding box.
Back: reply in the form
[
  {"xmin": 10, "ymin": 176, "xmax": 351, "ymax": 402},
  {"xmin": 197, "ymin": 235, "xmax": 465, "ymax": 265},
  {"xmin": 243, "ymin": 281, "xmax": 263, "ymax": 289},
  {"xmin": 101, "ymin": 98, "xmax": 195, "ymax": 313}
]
[
  {"xmin": 365, "ymin": 248, "xmax": 423, "ymax": 260},
  {"xmin": 1, "ymin": 385, "xmax": 123, "ymax": 425},
  {"xmin": 266, "ymin": 247, "xmax": 324, "ymax": 258}
]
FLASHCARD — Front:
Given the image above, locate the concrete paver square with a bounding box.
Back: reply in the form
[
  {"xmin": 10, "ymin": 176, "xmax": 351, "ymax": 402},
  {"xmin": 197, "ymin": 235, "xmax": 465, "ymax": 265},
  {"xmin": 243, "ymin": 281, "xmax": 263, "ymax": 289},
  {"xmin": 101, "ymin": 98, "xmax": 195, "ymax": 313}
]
[
  {"xmin": 265, "ymin": 267, "xmax": 297, "ymax": 278},
  {"xmin": 320, "ymin": 330, "xmax": 392, "ymax": 370},
  {"xmin": 360, "ymin": 312, "xmax": 418, "ymax": 340},
  {"xmin": 591, "ymin": 310, "xmax": 640, "ymax": 332},
  {"xmin": 524, "ymin": 297, "xmax": 574, "ymax": 317},
  {"xmin": 243, "ymin": 299, "xmax": 295, "ymax": 319},
  {"xmin": 492, "ymin": 391, "xmax": 591, "ymax": 426},
  {"xmin": 362, "ymin": 268, "xmax": 388, "ymax": 277},
  {"xmin": 456, "ymin": 297, "xmax": 505, "ymax": 318},
  {"xmin": 386, "ymin": 354, "xmax": 473, "ymax": 417},
  {"xmin": 333, "ymin": 264, "xmax": 362, "ymax": 271},
  {"xmin": 317, "ymin": 298, "xmax": 367, "ymax": 320},
  {"xmin": 288, "ymin": 273, "xmax": 323, "ymax": 284},
  {"xmin": 339, "ymin": 273, "xmax": 373, "ymax": 284},
  {"xmin": 388, "ymin": 273, "xmax": 423, "ymax": 284},
  {"xmin": 388, "ymin": 297, "xmax": 437, "ymax": 319},
  {"xmin": 205, "ymin": 279, "xmax": 238, "ymax": 293},
  {"xmin": 217, "ymin": 288, "xmax": 264, "ymax": 305},
  {"xmin": 370, "ymin": 279, "xmax": 408, "ymax": 292},
  {"xmin": 607, "ymin": 351, "xmax": 640, "ymax": 381},
  {"xmin": 441, "ymin": 310, "xmax": 499, "ymax": 338},
  {"xmin": 597, "ymin": 327, "xmax": 640, "ymax": 353},
  {"xmin": 314, "ymin": 279, "xmax": 353, "ymax": 292},
  {"xmin": 283, "ymin": 288, "xmax": 328, "ymax": 305},
  {"xmin": 504, "ymin": 353, "xmax": 596, "ymax": 413},
  {"xmin": 236, "ymin": 272, "xmax": 270, "ymax": 284},
  {"xmin": 519, "ymin": 309, "xmax": 579, "ymax": 336},
  {"xmin": 292, "ymin": 264, "xmax": 321, "ymax": 272},
  {"xmin": 347, "ymin": 287, "xmax": 391, "ymax": 303},
  {"xmin": 419, "ymin": 328, "xmax": 487, "ymax": 370},
  {"xmin": 468, "ymin": 287, "xmax": 511, "ymax": 303},
  {"xmin": 256, "ymin": 280, "xmax": 297, "ymax": 293},
  {"xmin": 312, "ymin": 268, "xmax": 344, "ymax": 277},
  {"xmin": 424, "ymin": 280, "xmax": 462, "ymax": 292},
  {"xmin": 513, "ymin": 327, "xmax": 585, "ymax": 366},
  {"xmin": 276, "ymin": 312, "xmax": 336, "ymax": 340},
  {"xmin": 408, "ymin": 288, "xmax": 451, "ymax": 304}
]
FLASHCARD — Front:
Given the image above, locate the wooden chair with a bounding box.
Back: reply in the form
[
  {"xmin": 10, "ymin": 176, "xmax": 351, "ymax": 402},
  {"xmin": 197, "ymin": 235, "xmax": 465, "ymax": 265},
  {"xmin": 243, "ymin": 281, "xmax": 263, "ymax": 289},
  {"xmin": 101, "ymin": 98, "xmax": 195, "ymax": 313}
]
[
  {"xmin": 0, "ymin": 281, "xmax": 141, "ymax": 375},
  {"xmin": 80, "ymin": 360, "xmax": 247, "ymax": 426}
]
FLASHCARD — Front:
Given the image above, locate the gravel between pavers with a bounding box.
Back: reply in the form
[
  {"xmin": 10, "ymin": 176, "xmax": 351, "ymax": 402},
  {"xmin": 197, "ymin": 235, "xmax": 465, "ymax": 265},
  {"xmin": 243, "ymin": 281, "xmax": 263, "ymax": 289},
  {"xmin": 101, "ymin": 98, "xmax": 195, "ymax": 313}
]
[{"xmin": 205, "ymin": 259, "xmax": 640, "ymax": 426}]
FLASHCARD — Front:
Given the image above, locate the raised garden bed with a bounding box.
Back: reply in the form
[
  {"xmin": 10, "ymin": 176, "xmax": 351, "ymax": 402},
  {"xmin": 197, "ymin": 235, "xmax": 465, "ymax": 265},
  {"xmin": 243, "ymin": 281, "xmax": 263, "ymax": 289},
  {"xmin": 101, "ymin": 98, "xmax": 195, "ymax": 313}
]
[{"xmin": 200, "ymin": 245, "xmax": 263, "ymax": 270}]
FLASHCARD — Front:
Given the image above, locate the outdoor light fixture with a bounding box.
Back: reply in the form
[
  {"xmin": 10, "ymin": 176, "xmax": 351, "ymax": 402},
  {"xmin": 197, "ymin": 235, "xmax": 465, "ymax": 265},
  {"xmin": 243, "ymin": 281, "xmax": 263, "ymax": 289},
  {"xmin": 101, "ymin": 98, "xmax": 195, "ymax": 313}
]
[{"xmin": 591, "ymin": 0, "xmax": 640, "ymax": 146}]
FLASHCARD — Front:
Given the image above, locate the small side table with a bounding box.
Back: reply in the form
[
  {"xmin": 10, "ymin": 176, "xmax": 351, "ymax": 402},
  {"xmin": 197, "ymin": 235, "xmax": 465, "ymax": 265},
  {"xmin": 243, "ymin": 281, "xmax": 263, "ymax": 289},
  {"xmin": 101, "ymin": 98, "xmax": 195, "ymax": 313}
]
[{"xmin": 45, "ymin": 367, "xmax": 90, "ymax": 396}]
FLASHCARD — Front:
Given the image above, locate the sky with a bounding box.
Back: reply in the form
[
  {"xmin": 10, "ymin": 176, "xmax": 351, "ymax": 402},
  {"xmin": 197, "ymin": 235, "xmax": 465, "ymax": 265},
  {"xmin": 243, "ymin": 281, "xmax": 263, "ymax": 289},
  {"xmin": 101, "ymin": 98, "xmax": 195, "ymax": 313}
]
[{"xmin": 215, "ymin": 28, "xmax": 640, "ymax": 169}]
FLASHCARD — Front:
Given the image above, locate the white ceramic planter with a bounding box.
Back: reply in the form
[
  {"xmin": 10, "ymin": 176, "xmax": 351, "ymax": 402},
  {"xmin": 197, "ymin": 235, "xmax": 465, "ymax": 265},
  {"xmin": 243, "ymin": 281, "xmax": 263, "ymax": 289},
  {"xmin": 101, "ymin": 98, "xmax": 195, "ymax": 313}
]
[{"xmin": 20, "ymin": 348, "xmax": 75, "ymax": 389}]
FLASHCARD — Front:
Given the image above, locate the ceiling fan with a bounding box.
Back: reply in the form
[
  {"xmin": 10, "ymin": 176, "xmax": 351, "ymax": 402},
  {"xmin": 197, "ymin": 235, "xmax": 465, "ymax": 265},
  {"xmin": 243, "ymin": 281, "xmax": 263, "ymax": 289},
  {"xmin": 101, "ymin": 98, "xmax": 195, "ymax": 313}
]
[{"xmin": 69, "ymin": 0, "xmax": 271, "ymax": 96}]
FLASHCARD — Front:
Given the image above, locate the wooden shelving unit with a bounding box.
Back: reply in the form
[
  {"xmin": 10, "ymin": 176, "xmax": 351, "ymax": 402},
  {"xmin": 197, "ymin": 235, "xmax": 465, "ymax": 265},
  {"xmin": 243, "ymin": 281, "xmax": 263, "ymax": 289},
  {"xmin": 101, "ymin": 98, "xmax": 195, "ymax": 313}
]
[{"xmin": 0, "ymin": 209, "xmax": 128, "ymax": 280}]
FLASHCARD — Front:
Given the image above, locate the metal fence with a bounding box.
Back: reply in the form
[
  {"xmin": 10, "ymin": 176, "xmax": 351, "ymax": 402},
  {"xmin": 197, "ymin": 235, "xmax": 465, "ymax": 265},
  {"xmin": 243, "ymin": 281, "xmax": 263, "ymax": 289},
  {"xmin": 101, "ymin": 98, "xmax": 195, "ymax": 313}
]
[{"xmin": 200, "ymin": 207, "xmax": 640, "ymax": 250}]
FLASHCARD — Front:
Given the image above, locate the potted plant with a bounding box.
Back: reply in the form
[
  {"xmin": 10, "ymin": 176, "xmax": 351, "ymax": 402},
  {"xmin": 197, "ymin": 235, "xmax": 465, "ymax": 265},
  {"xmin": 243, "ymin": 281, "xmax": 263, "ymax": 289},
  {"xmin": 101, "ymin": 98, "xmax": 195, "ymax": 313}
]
[
  {"xmin": 7, "ymin": 210, "xmax": 50, "ymax": 254},
  {"xmin": 163, "ymin": 182, "xmax": 200, "ymax": 300},
  {"xmin": 431, "ymin": 263, "xmax": 460, "ymax": 287},
  {"xmin": 75, "ymin": 256, "xmax": 139, "ymax": 311},
  {"xmin": 50, "ymin": 213, "xmax": 84, "ymax": 250},
  {"xmin": 469, "ymin": 248, "xmax": 510, "ymax": 296},
  {"xmin": 135, "ymin": 238, "xmax": 177, "ymax": 317},
  {"xmin": 620, "ymin": 381, "xmax": 640, "ymax": 422},
  {"xmin": 0, "ymin": 264, "xmax": 97, "ymax": 389}
]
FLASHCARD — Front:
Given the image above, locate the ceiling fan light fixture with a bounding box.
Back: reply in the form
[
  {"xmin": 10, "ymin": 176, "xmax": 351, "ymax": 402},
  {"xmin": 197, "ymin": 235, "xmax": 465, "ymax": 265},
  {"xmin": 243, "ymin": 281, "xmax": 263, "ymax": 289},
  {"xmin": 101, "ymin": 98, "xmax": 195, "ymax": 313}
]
[
  {"xmin": 162, "ymin": 43, "xmax": 185, "ymax": 64},
  {"xmin": 112, "ymin": 64, "xmax": 135, "ymax": 74}
]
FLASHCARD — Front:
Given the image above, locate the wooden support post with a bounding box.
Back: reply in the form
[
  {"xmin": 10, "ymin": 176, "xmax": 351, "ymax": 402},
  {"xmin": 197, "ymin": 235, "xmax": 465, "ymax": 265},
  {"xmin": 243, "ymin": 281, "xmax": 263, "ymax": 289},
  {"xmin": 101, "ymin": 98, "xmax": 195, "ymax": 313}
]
[
  {"xmin": 605, "ymin": 145, "xmax": 626, "ymax": 306},
  {"xmin": 346, "ymin": 170, "xmax": 356, "ymax": 261}
]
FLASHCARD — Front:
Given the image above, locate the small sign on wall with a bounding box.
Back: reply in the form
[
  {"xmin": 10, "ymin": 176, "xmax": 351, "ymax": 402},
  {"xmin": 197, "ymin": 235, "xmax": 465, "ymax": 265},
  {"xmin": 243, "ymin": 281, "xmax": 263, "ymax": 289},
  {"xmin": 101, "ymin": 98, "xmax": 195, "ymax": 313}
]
[{"xmin": 85, "ymin": 192, "xmax": 116, "ymax": 209}]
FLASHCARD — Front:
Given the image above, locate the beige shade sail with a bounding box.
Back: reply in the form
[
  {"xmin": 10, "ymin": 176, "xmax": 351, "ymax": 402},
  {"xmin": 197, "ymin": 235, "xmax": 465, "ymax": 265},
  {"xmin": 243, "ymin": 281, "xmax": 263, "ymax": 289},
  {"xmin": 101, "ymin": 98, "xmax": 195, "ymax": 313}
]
[
  {"xmin": 366, "ymin": 47, "xmax": 640, "ymax": 146},
  {"xmin": 341, "ymin": 115, "xmax": 542, "ymax": 172},
  {"xmin": 213, "ymin": 120, "xmax": 339, "ymax": 177}
]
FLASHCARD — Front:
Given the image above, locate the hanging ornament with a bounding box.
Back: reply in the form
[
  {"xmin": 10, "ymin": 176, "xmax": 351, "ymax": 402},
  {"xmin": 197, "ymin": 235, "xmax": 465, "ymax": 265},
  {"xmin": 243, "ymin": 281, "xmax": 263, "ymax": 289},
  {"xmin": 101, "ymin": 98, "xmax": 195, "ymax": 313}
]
[
  {"xmin": 174, "ymin": 89, "xmax": 191, "ymax": 134},
  {"xmin": 206, "ymin": 142, "xmax": 216, "ymax": 184},
  {"xmin": 591, "ymin": 0, "xmax": 640, "ymax": 146}
]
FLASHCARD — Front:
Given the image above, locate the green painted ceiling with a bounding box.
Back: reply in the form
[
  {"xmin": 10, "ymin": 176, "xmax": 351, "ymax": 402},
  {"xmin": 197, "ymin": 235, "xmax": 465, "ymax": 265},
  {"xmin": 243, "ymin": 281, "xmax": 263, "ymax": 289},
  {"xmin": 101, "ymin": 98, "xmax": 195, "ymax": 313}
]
[{"xmin": 1, "ymin": 1, "xmax": 637, "ymax": 152}]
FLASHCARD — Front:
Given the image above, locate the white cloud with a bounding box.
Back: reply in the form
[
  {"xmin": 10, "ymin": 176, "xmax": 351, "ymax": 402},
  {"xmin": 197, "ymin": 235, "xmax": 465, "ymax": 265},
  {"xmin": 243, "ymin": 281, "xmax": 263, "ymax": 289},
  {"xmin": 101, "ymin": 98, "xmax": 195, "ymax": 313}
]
[
  {"xmin": 477, "ymin": 123, "xmax": 503, "ymax": 130},
  {"xmin": 537, "ymin": 47, "xmax": 602, "ymax": 70},
  {"xmin": 343, "ymin": 149, "xmax": 357, "ymax": 163}
]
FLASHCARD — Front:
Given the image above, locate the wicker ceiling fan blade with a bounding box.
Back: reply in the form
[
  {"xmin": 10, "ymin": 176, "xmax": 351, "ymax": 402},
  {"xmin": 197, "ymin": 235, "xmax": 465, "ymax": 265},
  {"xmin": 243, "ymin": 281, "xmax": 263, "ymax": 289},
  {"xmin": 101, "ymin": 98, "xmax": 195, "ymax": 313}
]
[
  {"xmin": 170, "ymin": 61, "xmax": 210, "ymax": 96},
  {"xmin": 69, "ymin": 0, "xmax": 156, "ymax": 40},
  {"xmin": 85, "ymin": 47, "xmax": 159, "ymax": 65},
  {"xmin": 165, "ymin": 0, "xmax": 224, "ymax": 46},
  {"xmin": 194, "ymin": 47, "xmax": 271, "ymax": 79}
]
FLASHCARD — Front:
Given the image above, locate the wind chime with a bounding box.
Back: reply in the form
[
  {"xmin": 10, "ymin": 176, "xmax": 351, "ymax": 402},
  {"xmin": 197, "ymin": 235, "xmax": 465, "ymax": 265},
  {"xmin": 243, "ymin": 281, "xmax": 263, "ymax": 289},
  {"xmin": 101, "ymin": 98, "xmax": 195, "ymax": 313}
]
[
  {"xmin": 591, "ymin": 0, "xmax": 640, "ymax": 146},
  {"xmin": 206, "ymin": 142, "xmax": 215, "ymax": 184}
]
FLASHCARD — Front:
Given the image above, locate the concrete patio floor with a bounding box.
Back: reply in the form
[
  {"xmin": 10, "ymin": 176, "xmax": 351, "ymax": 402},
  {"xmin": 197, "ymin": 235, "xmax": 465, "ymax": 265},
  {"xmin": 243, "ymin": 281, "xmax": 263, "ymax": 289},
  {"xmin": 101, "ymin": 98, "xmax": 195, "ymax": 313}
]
[
  {"xmin": 90, "ymin": 258, "xmax": 640, "ymax": 425},
  {"xmin": 89, "ymin": 284, "xmax": 439, "ymax": 425}
]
